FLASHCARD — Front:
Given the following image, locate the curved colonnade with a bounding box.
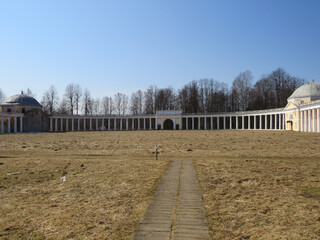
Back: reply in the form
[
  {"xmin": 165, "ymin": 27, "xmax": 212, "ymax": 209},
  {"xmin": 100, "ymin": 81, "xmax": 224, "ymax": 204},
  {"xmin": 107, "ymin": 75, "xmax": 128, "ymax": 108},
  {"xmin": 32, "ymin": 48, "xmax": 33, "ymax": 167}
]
[{"xmin": 49, "ymin": 109, "xmax": 287, "ymax": 132}]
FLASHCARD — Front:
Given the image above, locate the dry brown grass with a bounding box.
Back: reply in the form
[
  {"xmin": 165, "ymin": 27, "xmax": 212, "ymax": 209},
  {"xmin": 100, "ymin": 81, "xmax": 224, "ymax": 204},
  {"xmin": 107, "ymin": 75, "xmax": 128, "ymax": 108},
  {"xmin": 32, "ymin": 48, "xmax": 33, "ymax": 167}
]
[
  {"xmin": 0, "ymin": 132, "xmax": 169, "ymax": 240},
  {"xmin": 0, "ymin": 130, "xmax": 320, "ymax": 239},
  {"xmin": 193, "ymin": 131, "xmax": 320, "ymax": 240}
]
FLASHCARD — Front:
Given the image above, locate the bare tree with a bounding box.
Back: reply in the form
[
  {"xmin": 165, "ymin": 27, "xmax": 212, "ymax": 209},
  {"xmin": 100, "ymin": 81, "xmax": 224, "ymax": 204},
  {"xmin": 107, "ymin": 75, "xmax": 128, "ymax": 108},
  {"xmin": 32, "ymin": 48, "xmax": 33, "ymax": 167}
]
[
  {"xmin": 114, "ymin": 93, "xmax": 128, "ymax": 115},
  {"xmin": 101, "ymin": 96, "xmax": 113, "ymax": 115},
  {"xmin": 74, "ymin": 84, "xmax": 82, "ymax": 115},
  {"xmin": 130, "ymin": 90, "xmax": 144, "ymax": 115},
  {"xmin": 122, "ymin": 94, "xmax": 128, "ymax": 115},
  {"xmin": 64, "ymin": 84, "xmax": 75, "ymax": 115},
  {"xmin": 41, "ymin": 85, "xmax": 59, "ymax": 114},
  {"xmin": 58, "ymin": 99, "xmax": 68, "ymax": 114},
  {"xmin": 177, "ymin": 81, "xmax": 199, "ymax": 113},
  {"xmin": 83, "ymin": 88, "xmax": 93, "ymax": 116},
  {"xmin": 144, "ymin": 85, "xmax": 157, "ymax": 114},
  {"xmin": 155, "ymin": 87, "xmax": 176, "ymax": 110},
  {"xmin": 0, "ymin": 88, "xmax": 6, "ymax": 104},
  {"xmin": 249, "ymin": 68, "xmax": 306, "ymax": 110},
  {"xmin": 231, "ymin": 71, "xmax": 253, "ymax": 111},
  {"xmin": 92, "ymin": 98, "xmax": 100, "ymax": 115},
  {"xmin": 114, "ymin": 93, "xmax": 122, "ymax": 115}
]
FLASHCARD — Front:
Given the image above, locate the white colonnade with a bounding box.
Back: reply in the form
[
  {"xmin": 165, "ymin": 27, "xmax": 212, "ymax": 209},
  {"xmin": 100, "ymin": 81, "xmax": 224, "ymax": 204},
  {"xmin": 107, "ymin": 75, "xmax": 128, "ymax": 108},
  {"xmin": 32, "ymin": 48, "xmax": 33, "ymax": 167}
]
[{"xmin": 0, "ymin": 113, "xmax": 24, "ymax": 134}]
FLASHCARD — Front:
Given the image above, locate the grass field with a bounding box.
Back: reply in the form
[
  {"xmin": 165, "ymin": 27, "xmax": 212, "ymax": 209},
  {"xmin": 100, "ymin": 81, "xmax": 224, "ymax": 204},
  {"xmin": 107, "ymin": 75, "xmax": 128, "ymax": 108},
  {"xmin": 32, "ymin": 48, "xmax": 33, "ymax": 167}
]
[{"xmin": 0, "ymin": 130, "xmax": 320, "ymax": 239}]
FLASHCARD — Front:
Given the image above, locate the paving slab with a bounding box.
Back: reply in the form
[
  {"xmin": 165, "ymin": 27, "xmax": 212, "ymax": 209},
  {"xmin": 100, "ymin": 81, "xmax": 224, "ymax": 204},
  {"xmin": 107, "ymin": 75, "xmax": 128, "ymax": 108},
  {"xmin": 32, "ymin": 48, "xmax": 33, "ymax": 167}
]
[{"xmin": 133, "ymin": 159, "xmax": 209, "ymax": 240}]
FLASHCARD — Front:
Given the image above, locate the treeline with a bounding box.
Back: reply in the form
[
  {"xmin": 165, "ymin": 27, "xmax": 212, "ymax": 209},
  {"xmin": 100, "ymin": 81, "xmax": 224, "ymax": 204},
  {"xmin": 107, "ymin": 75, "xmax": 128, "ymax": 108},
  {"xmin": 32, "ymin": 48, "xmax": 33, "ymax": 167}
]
[{"xmin": 0, "ymin": 68, "xmax": 307, "ymax": 115}]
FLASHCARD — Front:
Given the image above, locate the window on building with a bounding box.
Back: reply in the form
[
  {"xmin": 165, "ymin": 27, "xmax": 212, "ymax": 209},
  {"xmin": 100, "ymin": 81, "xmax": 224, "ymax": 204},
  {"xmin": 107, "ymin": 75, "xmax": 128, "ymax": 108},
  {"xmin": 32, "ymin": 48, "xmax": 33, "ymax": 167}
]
[
  {"xmin": 289, "ymin": 114, "xmax": 293, "ymax": 120},
  {"xmin": 301, "ymin": 100, "xmax": 304, "ymax": 104},
  {"xmin": 7, "ymin": 108, "xmax": 11, "ymax": 113}
]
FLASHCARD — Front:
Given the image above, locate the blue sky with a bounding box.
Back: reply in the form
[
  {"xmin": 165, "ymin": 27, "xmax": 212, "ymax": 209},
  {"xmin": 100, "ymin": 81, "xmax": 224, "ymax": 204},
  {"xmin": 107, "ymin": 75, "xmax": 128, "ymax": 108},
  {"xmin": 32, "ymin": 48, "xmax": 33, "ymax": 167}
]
[{"xmin": 0, "ymin": 0, "xmax": 319, "ymax": 100}]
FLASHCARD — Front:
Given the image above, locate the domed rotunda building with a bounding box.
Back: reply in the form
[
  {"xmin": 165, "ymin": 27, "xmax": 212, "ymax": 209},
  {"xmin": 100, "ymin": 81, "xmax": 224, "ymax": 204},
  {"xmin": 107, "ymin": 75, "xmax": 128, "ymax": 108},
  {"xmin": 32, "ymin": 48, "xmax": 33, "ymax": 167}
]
[
  {"xmin": 0, "ymin": 92, "xmax": 48, "ymax": 133},
  {"xmin": 285, "ymin": 82, "xmax": 320, "ymax": 131},
  {"xmin": 0, "ymin": 92, "xmax": 43, "ymax": 113}
]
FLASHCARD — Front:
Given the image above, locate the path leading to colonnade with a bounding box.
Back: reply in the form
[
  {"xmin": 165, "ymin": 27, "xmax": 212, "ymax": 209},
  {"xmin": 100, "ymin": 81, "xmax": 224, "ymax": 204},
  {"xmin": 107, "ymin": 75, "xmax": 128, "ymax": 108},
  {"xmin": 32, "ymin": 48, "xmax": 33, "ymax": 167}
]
[{"xmin": 133, "ymin": 159, "xmax": 210, "ymax": 240}]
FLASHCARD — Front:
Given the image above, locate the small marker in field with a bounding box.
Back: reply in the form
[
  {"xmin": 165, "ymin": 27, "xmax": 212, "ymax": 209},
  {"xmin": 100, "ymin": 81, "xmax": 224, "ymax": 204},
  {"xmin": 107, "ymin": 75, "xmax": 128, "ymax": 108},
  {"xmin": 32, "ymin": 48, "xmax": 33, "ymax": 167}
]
[{"xmin": 155, "ymin": 145, "xmax": 159, "ymax": 160}]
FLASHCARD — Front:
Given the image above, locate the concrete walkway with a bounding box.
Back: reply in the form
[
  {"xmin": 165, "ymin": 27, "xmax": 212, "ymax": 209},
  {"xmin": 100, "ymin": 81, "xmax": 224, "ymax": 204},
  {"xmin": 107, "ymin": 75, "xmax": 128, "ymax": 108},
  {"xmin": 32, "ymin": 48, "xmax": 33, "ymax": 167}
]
[{"xmin": 133, "ymin": 159, "xmax": 210, "ymax": 240}]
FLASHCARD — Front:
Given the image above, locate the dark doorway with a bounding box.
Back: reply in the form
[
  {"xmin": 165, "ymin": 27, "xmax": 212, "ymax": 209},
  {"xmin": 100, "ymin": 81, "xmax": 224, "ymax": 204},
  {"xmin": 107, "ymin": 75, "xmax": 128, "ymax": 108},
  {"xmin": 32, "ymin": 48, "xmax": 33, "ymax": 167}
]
[{"xmin": 163, "ymin": 119, "xmax": 174, "ymax": 130}]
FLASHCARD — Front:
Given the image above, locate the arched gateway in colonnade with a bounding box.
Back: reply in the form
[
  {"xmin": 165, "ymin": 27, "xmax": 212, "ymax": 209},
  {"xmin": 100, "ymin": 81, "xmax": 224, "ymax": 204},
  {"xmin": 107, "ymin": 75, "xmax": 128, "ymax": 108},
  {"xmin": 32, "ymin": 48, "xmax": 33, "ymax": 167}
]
[
  {"xmin": 163, "ymin": 119, "xmax": 174, "ymax": 130},
  {"xmin": 1, "ymin": 82, "xmax": 320, "ymax": 134}
]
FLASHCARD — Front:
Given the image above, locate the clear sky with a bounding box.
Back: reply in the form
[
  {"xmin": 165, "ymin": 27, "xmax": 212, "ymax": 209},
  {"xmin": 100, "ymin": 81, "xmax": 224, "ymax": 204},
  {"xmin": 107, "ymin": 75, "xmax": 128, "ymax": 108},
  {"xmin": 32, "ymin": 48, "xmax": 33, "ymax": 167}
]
[{"xmin": 0, "ymin": 0, "xmax": 319, "ymax": 100}]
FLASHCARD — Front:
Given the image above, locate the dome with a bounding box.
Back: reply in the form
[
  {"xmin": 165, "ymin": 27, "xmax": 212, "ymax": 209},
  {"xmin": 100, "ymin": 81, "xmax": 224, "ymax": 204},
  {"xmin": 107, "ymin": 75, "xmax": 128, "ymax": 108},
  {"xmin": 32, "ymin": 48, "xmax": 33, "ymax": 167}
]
[
  {"xmin": 288, "ymin": 82, "xmax": 320, "ymax": 100},
  {"xmin": 4, "ymin": 93, "xmax": 42, "ymax": 107}
]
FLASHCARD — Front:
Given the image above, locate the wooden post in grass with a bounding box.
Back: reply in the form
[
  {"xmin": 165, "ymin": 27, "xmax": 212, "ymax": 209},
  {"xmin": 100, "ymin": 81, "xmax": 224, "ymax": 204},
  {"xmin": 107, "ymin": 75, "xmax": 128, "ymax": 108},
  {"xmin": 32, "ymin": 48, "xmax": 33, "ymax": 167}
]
[{"xmin": 155, "ymin": 145, "xmax": 159, "ymax": 160}]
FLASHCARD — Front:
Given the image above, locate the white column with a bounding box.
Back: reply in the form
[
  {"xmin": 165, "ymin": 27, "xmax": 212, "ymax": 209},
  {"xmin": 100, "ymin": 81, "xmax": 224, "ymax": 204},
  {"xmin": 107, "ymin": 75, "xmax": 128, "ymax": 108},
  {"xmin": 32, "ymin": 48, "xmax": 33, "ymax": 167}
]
[
  {"xmin": 300, "ymin": 111, "xmax": 303, "ymax": 132},
  {"xmin": 236, "ymin": 116, "xmax": 238, "ymax": 130},
  {"xmin": 138, "ymin": 118, "xmax": 140, "ymax": 130},
  {"xmin": 198, "ymin": 117, "xmax": 200, "ymax": 130},
  {"xmin": 259, "ymin": 115, "xmax": 262, "ymax": 129},
  {"xmin": 50, "ymin": 118, "xmax": 53, "ymax": 132},
  {"xmin": 223, "ymin": 116, "xmax": 226, "ymax": 130},
  {"xmin": 132, "ymin": 118, "xmax": 134, "ymax": 130},
  {"xmin": 149, "ymin": 118, "xmax": 152, "ymax": 130},
  {"xmin": 108, "ymin": 119, "xmax": 111, "ymax": 131},
  {"xmin": 84, "ymin": 119, "xmax": 86, "ymax": 131},
  {"xmin": 114, "ymin": 119, "xmax": 116, "ymax": 130},
  {"xmin": 270, "ymin": 115, "xmax": 273, "ymax": 130},
  {"xmin": 308, "ymin": 110, "xmax": 311, "ymax": 132},
  {"xmin": 192, "ymin": 117, "xmax": 194, "ymax": 130},
  {"xmin": 143, "ymin": 118, "xmax": 146, "ymax": 130},
  {"xmin": 89, "ymin": 119, "xmax": 92, "ymax": 130},
  {"xmin": 72, "ymin": 119, "xmax": 74, "ymax": 131},
  {"xmin": 120, "ymin": 119, "xmax": 122, "ymax": 130},
  {"xmin": 66, "ymin": 119, "xmax": 69, "ymax": 131},
  {"xmin": 78, "ymin": 119, "xmax": 80, "ymax": 131},
  {"xmin": 20, "ymin": 117, "xmax": 23, "ymax": 133},
  {"xmin": 312, "ymin": 109, "xmax": 316, "ymax": 132},
  {"xmin": 242, "ymin": 116, "xmax": 244, "ymax": 129},
  {"xmin": 317, "ymin": 109, "xmax": 320, "ymax": 133},
  {"xmin": 254, "ymin": 115, "xmax": 256, "ymax": 130},
  {"xmin": 55, "ymin": 118, "xmax": 58, "ymax": 132},
  {"xmin": 96, "ymin": 119, "xmax": 99, "ymax": 131},
  {"xmin": 102, "ymin": 119, "xmax": 105, "ymax": 130},
  {"xmin": 127, "ymin": 118, "xmax": 129, "ymax": 130},
  {"xmin": 248, "ymin": 116, "xmax": 251, "ymax": 130},
  {"xmin": 155, "ymin": 118, "xmax": 158, "ymax": 130},
  {"xmin": 60, "ymin": 118, "xmax": 63, "ymax": 132},
  {"xmin": 304, "ymin": 111, "xmax": 307, "ymax": 132},
  {"xmin": 229, "ymin": 116, "xmax": 232, "ymax": 130},
  {"xmin": 204, "ymin": 117, "xmax": 207, "ymax": 130},
  {"xmin": 14, "ymin": 117, "xmax": 17, "ymax": 133},
  {"xmin": 275, "ymin": 114, "xmax": 278, "ymax": 130},
  {"xmin": 217, "ymin": 117, "xmax": 220, "ymax": 130},
  {"xmin": 173, "ymin": 118, "xmax": 176, "ymax": 130},
  {"xmin": 211, "ymin": 117, "xmax": 213, "ymax": 130},
  {"xmin": 8, "ymin": 117, "xmax": 11, "ymax": 133},
  {"xmin": 265, "ymin": 115, "xmax": 268, "ymax": 130},
  {"xmin": 1, "ymin": 117, "xmax": 3, "ymax": 133},
  {"xmin": 186, "ymin": 118, "xmax": 188, "ymax": 130}
]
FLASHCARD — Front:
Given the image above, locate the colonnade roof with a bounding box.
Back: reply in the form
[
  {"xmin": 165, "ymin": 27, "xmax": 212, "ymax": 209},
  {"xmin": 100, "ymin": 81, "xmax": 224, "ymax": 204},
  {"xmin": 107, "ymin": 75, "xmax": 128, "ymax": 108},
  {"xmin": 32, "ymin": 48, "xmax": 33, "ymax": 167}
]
[{"xmin": 50, "ymin": 108, "xmax": 285, "ymax": 119}]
